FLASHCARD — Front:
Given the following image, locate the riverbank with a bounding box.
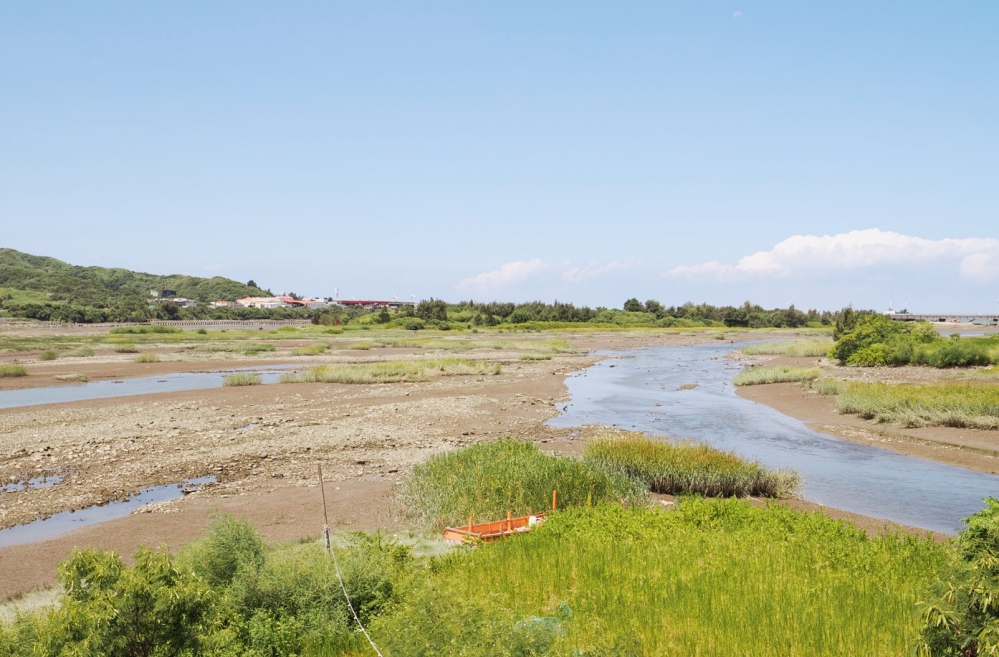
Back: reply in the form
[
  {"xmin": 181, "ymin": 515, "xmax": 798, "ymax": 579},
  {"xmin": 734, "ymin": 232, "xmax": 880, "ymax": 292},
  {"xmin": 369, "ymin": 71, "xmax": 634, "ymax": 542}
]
[{"xmin": 735, "ymin": 354, "xmax": 999, "ymax": 475}]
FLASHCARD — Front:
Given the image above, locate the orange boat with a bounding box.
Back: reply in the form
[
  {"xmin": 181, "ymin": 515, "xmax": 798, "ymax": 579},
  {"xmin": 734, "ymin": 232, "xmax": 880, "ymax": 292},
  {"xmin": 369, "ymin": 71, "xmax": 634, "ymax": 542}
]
[{"xmin": 443, "ymin": 491, "xmax": 557, "ymax": 545}]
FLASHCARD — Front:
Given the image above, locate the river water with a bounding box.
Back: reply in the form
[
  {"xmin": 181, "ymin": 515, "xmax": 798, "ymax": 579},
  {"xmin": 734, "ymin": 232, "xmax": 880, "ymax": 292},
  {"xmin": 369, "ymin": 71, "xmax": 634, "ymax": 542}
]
[
  {"xmin": 548, "ymin": 343, "xmax": 999, "ymax": 534},
  {"xmin": 0, "ymin": 367, "xmax": 296, "ymax": 410}
]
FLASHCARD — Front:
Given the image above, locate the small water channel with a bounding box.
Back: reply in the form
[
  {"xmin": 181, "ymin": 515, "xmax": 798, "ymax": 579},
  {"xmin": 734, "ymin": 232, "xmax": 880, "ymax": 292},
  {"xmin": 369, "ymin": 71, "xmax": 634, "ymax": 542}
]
[
  {"xmin": 549, "ymin": 343, "xmax": 999, "ymax": 534},
  {"xmin": 0, "ymin": 367, "xmax": 297, "ymax": 410},
  {"xmin": 0, "ymin": 477, "xmax": 216, "ymax": 549}
]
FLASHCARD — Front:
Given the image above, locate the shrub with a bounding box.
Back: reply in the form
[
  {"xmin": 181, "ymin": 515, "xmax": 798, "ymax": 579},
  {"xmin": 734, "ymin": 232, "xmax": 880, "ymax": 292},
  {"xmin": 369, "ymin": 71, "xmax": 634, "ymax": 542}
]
[
  {"xmin": 584, "ymin": 434, "xmax": 799, "ymax": 498},
  {"xmin": 404, "ymin": 318, "xmax": 425, "ymax": 331},
  {"xmin": 0, "ymin": 364, "xmax": 27, "ymax": 377},
  {"xmin": 915, "ymin": 339, "xmax": 993, "ymax": 368},
  {"xmin": 37, "ymin": 350, "xmax": 57, "ymax": 361},
  {"xmin": 400, "ymin": 438, "xmax": 645, "ymax": 529},
  {"xmin": 920, "ymin": 498, "xmax": 999, "ymax": 655},
  {"xmin": 830, "ymin": 315, "xmax": 939, "ymax": 366},
  {"xmin": 112, "ymin": 344, "xmax": 138, "ymax": 354},
  {"xmin": 182, "ymin": 515, "xmax": 266, "ymax": 588},
  {"xmin": 134, "ymin": 354, "xmax": 159, "ymax": 363}
]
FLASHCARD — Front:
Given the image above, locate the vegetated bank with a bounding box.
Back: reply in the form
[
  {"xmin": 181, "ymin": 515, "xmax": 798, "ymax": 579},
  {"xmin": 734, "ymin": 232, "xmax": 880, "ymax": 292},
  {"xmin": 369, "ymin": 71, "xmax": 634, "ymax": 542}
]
[{"xmin": 10, "ymin": 434, "xmax": 991, "ymax": 655}]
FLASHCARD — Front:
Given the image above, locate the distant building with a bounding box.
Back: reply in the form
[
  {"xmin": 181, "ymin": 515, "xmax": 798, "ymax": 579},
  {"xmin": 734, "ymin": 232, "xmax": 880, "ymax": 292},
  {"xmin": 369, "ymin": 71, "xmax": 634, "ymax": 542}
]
[
  {"xmin": 236, "ymin": 296, "xmax": 289, "ymax": 309},
  {"xmin": 210, "ymin": 300, "xmax": 238, "ymax": 308},
  {"xmin": 170, "ymin": 298, "xmax": 198, "ymax": 308}
]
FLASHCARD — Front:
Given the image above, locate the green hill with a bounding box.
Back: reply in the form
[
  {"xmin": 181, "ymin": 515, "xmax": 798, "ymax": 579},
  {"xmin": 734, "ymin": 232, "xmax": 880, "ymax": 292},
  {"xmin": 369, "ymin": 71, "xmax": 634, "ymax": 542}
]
[
  {"xmin": 0, "ymin": 248, "xmax": 276, "ymax": 322},
  {"xmin": 0, "ymin": 248, "xmax": 268, "ymax": 304}
]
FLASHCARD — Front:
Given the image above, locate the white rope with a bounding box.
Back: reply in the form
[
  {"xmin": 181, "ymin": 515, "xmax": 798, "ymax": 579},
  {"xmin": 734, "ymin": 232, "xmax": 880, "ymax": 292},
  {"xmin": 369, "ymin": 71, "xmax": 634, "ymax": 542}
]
[{"xmin": 325, "ymin": 525, "xmax": 384, "ymax": 657}]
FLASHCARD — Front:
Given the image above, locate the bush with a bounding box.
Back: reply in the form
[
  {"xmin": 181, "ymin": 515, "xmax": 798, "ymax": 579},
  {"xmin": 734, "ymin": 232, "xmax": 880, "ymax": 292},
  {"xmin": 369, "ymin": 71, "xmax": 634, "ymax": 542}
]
[
  {"xmin": 920, "ymin": 498, "xmax": 999, "ymax": 655},
  {"xmin": 112, "ymin": 344, "xmax": 138, "ymax": 354},
  {"xmin": 404, "ymin": 318, "xmax": 425, "ymax": 331},
  {"xmin": 134, "ymin": 353, "xmax": 159, "ymax": 363},
  {"xmin": 830, "ymin": 315, "xmax": 939, "ymax": 366},
  {"xmin": 915, "ymin": 339, "xmax": 993, "ymax": 368},
  {"xmin": 182, "ymin": 515, "xmax": 266, "ymax": 588},
  {"xmin": 37, "ymin": 350, "xmax": 57, "ymax": 361}
]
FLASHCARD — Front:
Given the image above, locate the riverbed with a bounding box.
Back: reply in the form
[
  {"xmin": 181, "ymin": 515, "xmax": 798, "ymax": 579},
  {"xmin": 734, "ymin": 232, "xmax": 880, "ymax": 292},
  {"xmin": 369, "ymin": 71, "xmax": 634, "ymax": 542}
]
[{"xmin": 549, "ymin": 343, "xmax": 999, "ymax": 534}]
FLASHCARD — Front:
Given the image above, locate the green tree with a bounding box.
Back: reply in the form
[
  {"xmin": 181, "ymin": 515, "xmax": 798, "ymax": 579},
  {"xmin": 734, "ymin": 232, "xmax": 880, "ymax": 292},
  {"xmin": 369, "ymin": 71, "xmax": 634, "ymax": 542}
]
[{"xmin": 623, "ymin": 298, "xmax": 644, "ymax": 312}]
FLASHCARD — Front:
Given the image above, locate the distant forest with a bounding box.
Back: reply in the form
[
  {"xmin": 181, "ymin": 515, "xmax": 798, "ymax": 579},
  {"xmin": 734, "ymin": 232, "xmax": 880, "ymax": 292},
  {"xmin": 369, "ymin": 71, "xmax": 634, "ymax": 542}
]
[{"xmin": 0, "ymin": 248, "xmax": 843, "ymax": 327}]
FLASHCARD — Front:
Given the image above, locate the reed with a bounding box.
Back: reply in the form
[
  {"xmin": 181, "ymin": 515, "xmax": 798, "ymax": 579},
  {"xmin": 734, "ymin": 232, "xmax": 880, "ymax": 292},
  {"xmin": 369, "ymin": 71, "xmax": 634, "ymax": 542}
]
[
  {"xmin": 399, "ymin": 438, "xmax": 645, "ymax": 529},
  {"xmin": 38, "ymin": 350, "xmax": 58, "ymax": 361},
  {"xmin": 584, "ymin": 433, "xmax": 799, "ymax": 498},
  {"xmin": 0, "ymin": 365, "xmax": 27, "ymax": 378},
  {"xmin": 280, "ymin": 359, "xmax": 500, "ymax": 384},
  {"xmin": 223, "ymin": 373, "xmax": 263, "ymax": 387},
  {"xmin": 742, "ymin": 339, "xmax": 833, "ymax": 357},
  {"xmin": 733, "ymin": 365, "xmax": 821, "ymax": 386},
  {"xmin": 836, "ymin": 381, "xmax": 999, "ymax": 430}
]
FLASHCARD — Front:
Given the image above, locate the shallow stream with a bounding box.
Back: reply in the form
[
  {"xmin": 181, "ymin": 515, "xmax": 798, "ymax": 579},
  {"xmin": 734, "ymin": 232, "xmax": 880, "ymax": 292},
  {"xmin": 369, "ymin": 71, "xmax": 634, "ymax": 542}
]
[
  {"xmin": 0, "ymin": 367, "xmax": 296, "ymax": 410},
  {"xmin": 549, "ymin": 343, "xmax": 999, "ymax": 533}
]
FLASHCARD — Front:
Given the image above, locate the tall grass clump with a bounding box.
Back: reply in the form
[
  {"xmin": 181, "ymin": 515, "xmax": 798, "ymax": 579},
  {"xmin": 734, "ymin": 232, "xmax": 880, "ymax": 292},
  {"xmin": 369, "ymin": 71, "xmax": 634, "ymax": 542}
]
[
  {"xmin": 37, "ymin": 350, "xmax": 57, "ymax": 361},
  {"xmin": 195, "ymin": 343, "xmax": 275, "ymax": 356},
  {"xmin": 733, "ymin": 365, "xmax": 821, "ymax": 386},
  {"xmin": 223, "ymin": 373, "xmax": 262, "ymax": 387},
  {"xmin": 0, "ymin": 364, "xmax": 27, "ymax": 377},
  {"xmin": 134, "ymin": 353, "xmax": 159, "ymax": 363},
  {"xmin": 584, "ymin": 434, "xmax": 799, "ymax": 498},
  {"xmin": 837, "ymin": 381, "xmax": 999, "ymax": 430},
  {"xmin": 373, "ymin": 498, "xmax": 949, "ymax": 656},
  {"xmin": 67, "ymin": 347, "xmax": 94, "ymax": 357},
  {"xmin": 517, "ymin": 353, "xmax": 551, "ymax": 360},
  {"xmin": 280, "ymin": 359, "xmax": 500, "ymax": 384},
  {"xmin": 112, "ymin": 344, "xmax": 138, "ymax": 354},
  {"xmin": 399, "ymin": 439, "xmax": 645, "ymax": 529},
  {"xmin": 742, "ymin": 339, "xmax": 833, "ymax": 357}
]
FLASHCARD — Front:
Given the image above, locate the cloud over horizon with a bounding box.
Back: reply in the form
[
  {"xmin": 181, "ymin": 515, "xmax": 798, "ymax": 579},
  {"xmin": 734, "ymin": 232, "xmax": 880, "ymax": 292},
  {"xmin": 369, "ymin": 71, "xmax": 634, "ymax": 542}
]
[{"xmin": 665, "ymin": 229, "xmax": 999, "ymax": 284}]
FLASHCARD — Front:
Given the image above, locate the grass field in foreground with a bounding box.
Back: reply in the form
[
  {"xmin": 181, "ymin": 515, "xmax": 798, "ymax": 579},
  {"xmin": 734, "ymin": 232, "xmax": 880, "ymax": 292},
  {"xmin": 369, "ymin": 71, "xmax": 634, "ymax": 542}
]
[
  {"xmin": 836, "ymin": 381, "xmax": 999, "ymax": 430},
  {"xmin": 733, "ymin": 365, "xmax": 821, "ymax": 386},
  {"xmin": 373, "ymin": 499, "xmax": 948, "ymax": 656}
]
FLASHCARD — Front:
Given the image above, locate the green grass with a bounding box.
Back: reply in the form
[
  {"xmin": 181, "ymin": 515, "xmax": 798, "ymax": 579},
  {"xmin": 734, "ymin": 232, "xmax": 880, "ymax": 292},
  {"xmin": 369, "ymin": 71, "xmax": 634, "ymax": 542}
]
[
  {"xmin": 109, "ymin": 325, "xmax": 181, "ymax": 335},
  {"xmin": 134, "ymin": 353, "xmax": 159, "ymax": 363},
  {"xmin": 374, "ymin": 499, "xmax": 948, "ymax": 656},
  {"xmin": 518, "ymin": 353, "xmax": 552, "ymax": 360},
  {"xmin": 399, "ymin": 438, "xmax": 645, "ymax": 529},
  {"xmin": 836, "ymin": 381, "xmax": 999, "ymax": 430},
  {"xmin": 733, "ymin": 365, "xmax": 821, "ymax": 386},
  {"xmin": 193, "ymin": 342, "xmax": 276, "ymax": 355},
  {"xmin": 222, "ymin": 373, "xmax": 263, "ymax": 387},
  {"xmin": 584, "ymin": 434, "xmax": 799, "ymax": 498},
  {"xmin": 66, "ymin": 347, "xmax": 94, "ymax": 357},
  {"xmin": 37, "ymin": 350, "xmax": 57, "ymax": 361},
  {"xmin": 280, "ymin": 359, "xmax": 501, "ymax": 384},
  {"xmin": 742, "ymin": 338, "xmax": 833, "ymax": 357},
  {"xmin": 0, "ymin": 364, "xmax": 27, "ymax": 377},
  {"xmin": 291, "ymin": 343, "xmax": 330, "ymax": 356}
]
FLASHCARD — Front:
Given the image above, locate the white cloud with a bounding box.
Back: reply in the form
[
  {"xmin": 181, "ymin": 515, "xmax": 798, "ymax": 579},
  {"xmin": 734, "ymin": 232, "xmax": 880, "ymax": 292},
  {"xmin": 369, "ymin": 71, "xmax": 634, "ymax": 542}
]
[
  {"xmin": 561, "ymin": 260, "xmax": 639, "ymax": 283},
  {"xmin": 665, "ymin": 229, "xmax": 999, "ymax": 283},
  {"xmin": 733, "ymin": 11, "xmax": 744, "ymax": 18},
  {"xmin": 457, "ymin": 259, "xmax": 553, "ymax": 292}
]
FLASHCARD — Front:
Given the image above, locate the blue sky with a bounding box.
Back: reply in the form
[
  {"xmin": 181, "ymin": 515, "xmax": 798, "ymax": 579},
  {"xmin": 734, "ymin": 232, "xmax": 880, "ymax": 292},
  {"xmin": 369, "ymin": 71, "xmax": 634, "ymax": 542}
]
[{"xmin": 2, "ymin": 2, "xmax": 997, "ymax": 312}]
